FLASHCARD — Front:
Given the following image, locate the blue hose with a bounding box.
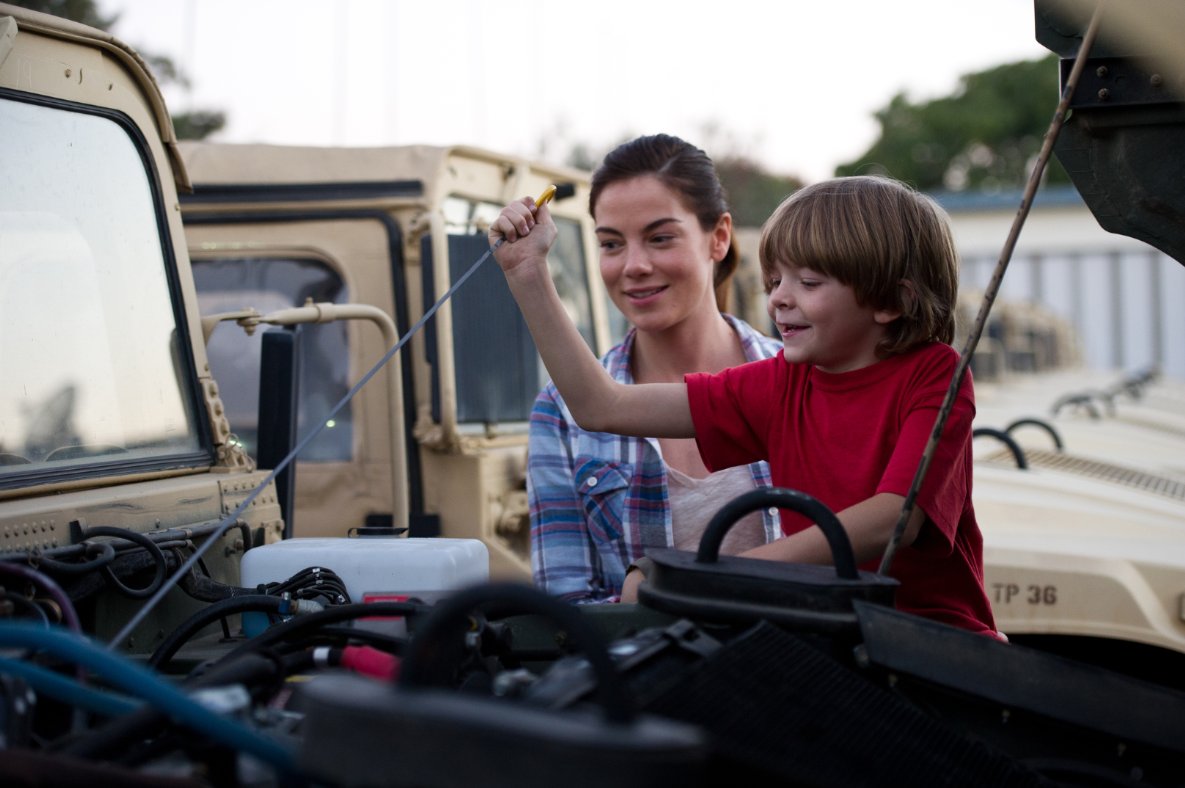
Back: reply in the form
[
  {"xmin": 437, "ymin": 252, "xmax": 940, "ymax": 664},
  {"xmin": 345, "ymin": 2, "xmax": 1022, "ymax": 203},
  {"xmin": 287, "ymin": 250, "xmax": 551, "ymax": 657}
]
[
  {"xmin": 0, "ymin": 622, "xmax": 295, "ymax": 773},
  {"xmin": 0, "ymin": 655, "xmax": 140, "ymax": 718}
]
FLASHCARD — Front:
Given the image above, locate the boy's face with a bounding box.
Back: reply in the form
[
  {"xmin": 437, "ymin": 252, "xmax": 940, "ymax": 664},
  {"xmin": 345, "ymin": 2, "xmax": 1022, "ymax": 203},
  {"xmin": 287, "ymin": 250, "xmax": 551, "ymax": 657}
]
[{"xmin": 765, "ymin": 261, "xmax": 900, "ymax": 373}]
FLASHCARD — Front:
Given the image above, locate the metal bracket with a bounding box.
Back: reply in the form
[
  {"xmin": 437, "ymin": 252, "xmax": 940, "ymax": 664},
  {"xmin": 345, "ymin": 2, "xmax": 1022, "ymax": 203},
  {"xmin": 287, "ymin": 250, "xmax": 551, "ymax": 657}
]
[
  {"xmin": 1064, "ymin": 55, "xmax": 1185, "ymax": 109},
  {"xmin": 0, "ymin": 17, "xmax": 15, "ymax": 72}
]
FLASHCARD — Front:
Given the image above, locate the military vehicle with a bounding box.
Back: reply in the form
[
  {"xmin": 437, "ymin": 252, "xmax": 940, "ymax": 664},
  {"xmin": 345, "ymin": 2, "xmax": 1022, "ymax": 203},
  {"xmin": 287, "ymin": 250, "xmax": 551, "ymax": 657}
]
[
  {"xmin": 0, "ymin": 3, "xmax": 284, "ymax": 653},
  {"xmin": 3, "ymin": 1, "xmax": 1185, "ymax": 786},
  {"xmin": 177, "ymin": 141, "xmax": 604, "ymax": 579}
]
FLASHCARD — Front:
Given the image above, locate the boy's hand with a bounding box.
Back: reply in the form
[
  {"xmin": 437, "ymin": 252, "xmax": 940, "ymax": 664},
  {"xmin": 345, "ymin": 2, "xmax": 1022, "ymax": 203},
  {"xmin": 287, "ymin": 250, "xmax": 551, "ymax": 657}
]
[{"xmin": 490, "ymin": 196, "xmax": 558, "ymax": 275}]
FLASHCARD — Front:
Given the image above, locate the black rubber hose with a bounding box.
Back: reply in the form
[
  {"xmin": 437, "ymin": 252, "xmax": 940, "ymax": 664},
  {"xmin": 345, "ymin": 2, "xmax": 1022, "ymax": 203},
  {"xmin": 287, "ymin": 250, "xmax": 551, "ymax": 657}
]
[
  {"xmin": 1004, "ymin": 417, "xmax": 1064, "ymax": 452},
  {"xmin": 33, "ymin": 540, "xmax": 115, "ymax": 575},
  {"xmin": 697, "ymin": 487, "xmax": 859, "ymax": 580},
  {"xmin": 149, "ymin": 594, "xmax": 285, "ymax": 670},
  {"xmin": 269, "ymin": 625, "xmax": 407, "ymax": 655},
  {"xmin": 213, "ymin": 600, "xmax": 428, "ymax": 668},
  {"xmin": 88, "ymin": 526, "xmax": 169, "ymax": 600},
  {"xmin": 973, "ymin": 427, "xmax": 1029, "ymax": 469},
  {"xmin": 55, "ymin": 652, "xmax": 284, "ymax": 760},
  {"xmin": 399, "ymin": 582, "xmax": 635, "ymax": 725},
  {"xmin": 1051, "ymin": 392, "xmax": 1101, "ymax": 420}
]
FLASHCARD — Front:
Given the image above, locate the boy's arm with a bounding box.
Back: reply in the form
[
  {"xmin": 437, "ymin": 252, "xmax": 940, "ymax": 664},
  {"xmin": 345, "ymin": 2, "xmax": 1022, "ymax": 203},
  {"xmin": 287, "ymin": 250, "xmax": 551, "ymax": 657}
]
[
  {"xmin": 739, "ymin": 493, "xmax": 925, "ymax": 566},
  {"xmin": 491, "ymin": 197, "xmax": 693, "ymax": 438}
]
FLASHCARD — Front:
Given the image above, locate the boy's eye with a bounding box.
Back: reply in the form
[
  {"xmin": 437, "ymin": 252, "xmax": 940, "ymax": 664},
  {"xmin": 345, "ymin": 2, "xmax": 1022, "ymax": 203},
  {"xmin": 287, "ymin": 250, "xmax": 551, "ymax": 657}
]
[
  {"xmin": 599, "ymin": 239, "xmax": 621, "ymax": 251},
  {"xmin": 650, "ymin": 234, "xmax": 675, "ymax": 245}
]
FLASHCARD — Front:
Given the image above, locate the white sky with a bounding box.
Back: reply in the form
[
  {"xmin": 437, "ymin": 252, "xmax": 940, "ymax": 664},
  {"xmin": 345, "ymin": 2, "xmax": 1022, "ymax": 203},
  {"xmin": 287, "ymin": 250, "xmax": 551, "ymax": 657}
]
[{"xmin": 97, "ymin": 0, "xmax": 1049, "ymax": 183}]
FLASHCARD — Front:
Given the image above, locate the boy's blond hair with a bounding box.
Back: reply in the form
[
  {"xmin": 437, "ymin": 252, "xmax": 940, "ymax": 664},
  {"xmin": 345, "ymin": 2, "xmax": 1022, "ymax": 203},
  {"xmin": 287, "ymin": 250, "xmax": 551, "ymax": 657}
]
[{"xmin": 759, "ymin": 175, "xmax": 959, "ymax": 358}]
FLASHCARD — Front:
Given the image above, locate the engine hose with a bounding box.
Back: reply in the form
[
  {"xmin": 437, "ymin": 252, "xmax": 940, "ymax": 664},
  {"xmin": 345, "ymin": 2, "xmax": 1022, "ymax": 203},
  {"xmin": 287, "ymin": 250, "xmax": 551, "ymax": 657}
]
[
  {"xmin": 0, "ymin": 562, "xmax": 81, "ymax": 632},
  {"xmin": 149, "ymin": 594, "xmax": 286, "ymax": 670},
  {"xmin": 0, "ymin": 655, "xmax": 139, "ymax": 718},
  {"xmin": 33, "ymin": 540, "xmax": 115, "ymax": 576},
  {"xmin": 88, "ymin": 526, "xmax": 169, "ymax": 600},
  {"xmin": 56, "ymin": 652, "xmax": 285, "ymax": 761},
  {"xmin": 213, "ymin": 600, "xmax": 427, "ymax": 667},
  {"xmin": 0, "ymin": 623, "xmax": 296, "ymax": 774}
]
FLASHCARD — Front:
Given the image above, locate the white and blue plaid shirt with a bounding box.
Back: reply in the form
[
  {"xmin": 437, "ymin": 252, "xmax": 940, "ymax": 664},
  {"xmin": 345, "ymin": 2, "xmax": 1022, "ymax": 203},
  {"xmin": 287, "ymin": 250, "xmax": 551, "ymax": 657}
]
[{"xmin": 528, "ymin": 314, "xmax": 783, "ymax": 603}]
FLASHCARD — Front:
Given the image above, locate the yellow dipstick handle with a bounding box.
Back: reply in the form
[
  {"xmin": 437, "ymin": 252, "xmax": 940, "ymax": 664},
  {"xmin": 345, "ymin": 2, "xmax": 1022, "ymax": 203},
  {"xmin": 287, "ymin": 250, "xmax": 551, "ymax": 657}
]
[{"xmin": 535, "ymin": 184, "xmax": 557, "ymax": 207}]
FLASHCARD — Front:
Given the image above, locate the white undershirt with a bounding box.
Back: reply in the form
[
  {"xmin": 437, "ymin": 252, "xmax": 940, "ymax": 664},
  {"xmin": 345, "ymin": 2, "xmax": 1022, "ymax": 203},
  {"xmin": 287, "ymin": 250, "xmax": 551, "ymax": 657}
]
[{"xmin": 666, "ymin": 464, "xmax": 767, "ymax": 555}]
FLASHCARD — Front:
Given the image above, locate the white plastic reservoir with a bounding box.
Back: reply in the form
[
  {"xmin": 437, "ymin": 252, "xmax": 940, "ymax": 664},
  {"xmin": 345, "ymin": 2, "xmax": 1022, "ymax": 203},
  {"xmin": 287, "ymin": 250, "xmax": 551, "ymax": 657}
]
[{"xmin": 240, "ymin": 537, "xmax": 489, "ymax": 609}]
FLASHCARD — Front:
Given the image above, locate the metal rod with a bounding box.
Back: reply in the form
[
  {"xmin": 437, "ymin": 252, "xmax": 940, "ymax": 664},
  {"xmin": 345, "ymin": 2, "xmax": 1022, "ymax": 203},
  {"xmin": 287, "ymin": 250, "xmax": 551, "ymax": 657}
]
[
  {"xmin": 108, "ymin": 244, "xmax": 499, "ymax": 649},
  {"xmin": 878, "ymin": 0, "xmax": 1108, "ymax": 576}
]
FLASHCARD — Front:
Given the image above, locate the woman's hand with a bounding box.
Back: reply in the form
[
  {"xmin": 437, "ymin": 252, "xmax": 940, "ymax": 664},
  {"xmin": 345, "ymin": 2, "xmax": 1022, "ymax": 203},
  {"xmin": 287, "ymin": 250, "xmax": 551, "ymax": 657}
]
[
  {"xmin": 620, "ymin": 566, "xmax": 645, "ymax": 603},
  {"xmin": 490, "ymin": 196, "xmax": 558, "ymax": 276}
]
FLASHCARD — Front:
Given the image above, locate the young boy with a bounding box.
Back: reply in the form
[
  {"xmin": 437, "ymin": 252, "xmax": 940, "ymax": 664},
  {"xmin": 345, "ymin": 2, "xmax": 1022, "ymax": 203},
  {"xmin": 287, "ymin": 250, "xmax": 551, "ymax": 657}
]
[{"xmin": 491, "ymin": 175, "xmax": 996, "ymax": 636}]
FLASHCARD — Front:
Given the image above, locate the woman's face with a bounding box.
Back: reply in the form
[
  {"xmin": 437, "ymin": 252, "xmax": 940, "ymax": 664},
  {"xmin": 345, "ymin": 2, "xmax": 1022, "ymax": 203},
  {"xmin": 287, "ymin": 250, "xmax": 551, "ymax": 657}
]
[{"xmin": 593, "ymin": 175, "xmax": 730, "ymax": 335}]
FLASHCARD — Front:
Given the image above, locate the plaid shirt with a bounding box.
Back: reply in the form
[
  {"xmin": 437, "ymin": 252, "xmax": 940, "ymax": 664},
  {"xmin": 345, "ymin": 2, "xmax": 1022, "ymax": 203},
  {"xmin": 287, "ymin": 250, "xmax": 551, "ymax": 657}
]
[{"xmin": 528, "ymin": 314, "xmax": 784, "ymax": 603}]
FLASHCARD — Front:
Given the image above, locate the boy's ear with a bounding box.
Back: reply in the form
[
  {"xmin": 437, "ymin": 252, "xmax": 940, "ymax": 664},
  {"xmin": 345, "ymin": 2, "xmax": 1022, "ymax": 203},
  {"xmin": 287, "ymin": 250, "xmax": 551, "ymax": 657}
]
[{"xmin": 874, "ymin": 279, "xmax": 916, "ymax": 325}]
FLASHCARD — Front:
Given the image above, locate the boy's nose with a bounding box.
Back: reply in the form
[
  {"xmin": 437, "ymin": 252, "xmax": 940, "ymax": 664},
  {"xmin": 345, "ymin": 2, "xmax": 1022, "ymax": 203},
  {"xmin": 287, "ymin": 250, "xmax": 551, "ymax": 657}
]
[{"xmin": 768, "ymin": 280, "xmax": 793, "ymax": 309}]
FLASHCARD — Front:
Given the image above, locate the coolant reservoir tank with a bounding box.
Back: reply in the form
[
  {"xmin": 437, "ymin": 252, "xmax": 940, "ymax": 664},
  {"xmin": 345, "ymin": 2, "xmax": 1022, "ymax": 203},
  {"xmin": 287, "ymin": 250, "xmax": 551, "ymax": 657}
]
[{"xmin": 240, "ymin": 536, "xmax": 489, "ymax": 607}]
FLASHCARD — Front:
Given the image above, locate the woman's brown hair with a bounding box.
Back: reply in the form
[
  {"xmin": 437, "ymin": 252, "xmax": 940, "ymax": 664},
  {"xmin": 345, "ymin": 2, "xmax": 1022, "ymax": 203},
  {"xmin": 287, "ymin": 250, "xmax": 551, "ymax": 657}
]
[{"xmin": 590, "ymin": 134, "xmax": 737, "ymax": 311}]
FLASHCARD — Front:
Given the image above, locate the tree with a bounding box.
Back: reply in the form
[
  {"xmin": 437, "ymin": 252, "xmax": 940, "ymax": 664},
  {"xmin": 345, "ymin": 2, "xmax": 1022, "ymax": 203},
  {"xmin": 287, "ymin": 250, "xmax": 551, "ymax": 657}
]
[
  {"xmin": 836, "ymin": 55, "xmax": 1069, "ymax": 192},
  {"xmin": 714, "ymin": 156, "xmax": 803, "ymax": 228},
  {"xmin": 555, "ymin": 130, "xmax": 803, "ymax": 229},
  {"xmin": 11, "ymin": 0, "xmax": 226, "ymax": 140}
]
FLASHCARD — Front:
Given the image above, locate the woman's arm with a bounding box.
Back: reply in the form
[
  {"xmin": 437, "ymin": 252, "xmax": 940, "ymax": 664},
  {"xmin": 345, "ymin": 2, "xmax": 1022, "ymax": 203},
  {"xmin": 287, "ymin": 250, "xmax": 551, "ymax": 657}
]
[{"xmin": 492, "ymin": 197, "xmax": 693, "ymax": 438}]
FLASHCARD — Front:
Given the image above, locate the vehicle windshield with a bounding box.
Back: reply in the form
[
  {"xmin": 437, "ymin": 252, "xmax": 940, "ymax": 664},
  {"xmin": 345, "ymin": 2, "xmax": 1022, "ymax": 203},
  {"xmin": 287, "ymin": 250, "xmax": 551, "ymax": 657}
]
[
  {"xmin": 442, "ymin": 197, "xmax": 596, "ymax": 424},
  {"xmin": 193, "ymin": 255, "xmax": 352, "ymax": 461},
  {"xmin": 0, "ymin": 95, "xmax": 205, "ymax": 488}
]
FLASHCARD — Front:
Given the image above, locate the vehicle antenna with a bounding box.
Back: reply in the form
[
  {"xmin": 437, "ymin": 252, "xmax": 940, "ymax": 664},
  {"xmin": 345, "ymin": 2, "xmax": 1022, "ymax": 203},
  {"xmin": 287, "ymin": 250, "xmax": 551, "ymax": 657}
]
[{"xmin": 878, "ymin": 2, "xmax": 1108, "ymax": 576}]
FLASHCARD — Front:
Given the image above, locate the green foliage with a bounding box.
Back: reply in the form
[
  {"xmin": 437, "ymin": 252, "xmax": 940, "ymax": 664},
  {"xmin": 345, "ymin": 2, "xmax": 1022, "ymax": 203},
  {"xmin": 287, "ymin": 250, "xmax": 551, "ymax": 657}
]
[
  {"xmin": 715, "ymin": 156, "xmax": 803, "ymax": 227},
  {"xmin": 8, "ymin": 0, "xmax": 117, "ymax": 29},
  {"xmin": 12, "ymin": 0, "xmax": 226, "ymax": 141},
  {"xmin": 172, "ymin": 110, "xmax": 226, "ymax": 140},
  {"xmin": 836, "ymin": 55, "xmax": 1070, "ymax": 191},
  {"xmin": 560, "ymin": 138, "xmax": 802, "ymax": 228}
]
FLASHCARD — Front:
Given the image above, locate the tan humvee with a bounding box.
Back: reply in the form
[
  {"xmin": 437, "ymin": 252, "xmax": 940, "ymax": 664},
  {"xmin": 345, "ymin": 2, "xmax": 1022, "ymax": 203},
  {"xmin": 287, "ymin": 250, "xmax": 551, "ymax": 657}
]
[
  {"xmin": 0, "ymin": 4, "xmax": 282, "ymax": 653},
  {"xmin": 178, "ymin": 142, "xmax": 610, "ymax": 579}
]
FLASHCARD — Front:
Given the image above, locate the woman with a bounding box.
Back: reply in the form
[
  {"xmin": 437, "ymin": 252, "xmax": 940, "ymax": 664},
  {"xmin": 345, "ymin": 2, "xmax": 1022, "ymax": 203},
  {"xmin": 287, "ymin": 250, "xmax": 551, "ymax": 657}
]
[{"xmin": 528, "ymin": 134, "xmax": 783, "ymax": 603}]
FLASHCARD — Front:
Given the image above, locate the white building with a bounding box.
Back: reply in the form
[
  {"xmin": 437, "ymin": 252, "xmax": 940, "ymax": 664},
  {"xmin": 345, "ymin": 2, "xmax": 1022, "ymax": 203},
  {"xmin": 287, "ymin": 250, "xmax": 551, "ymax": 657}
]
[{"xmin": 939, "ymin": 186, "xmax": 1185, "ymax": 381}]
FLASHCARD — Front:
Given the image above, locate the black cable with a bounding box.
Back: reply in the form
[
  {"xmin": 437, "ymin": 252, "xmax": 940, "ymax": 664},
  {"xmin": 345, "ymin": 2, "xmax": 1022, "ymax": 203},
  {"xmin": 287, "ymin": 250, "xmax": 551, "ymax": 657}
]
[
  {"xmin": 54, "ymin": 652, "xmax": 284, "ymax": 761},
  {"xmin": 399, "ymin": 583, "xmax": 636, "ymax": 725},
  {"xmin": 213, "ymin": 600, "xmax": 428, "ymax": 667},
  {"xmin": 261, "ymin": 566, "xmax": 351, "ymax": 603},
  {"xmin": 32, "ymin": 540, "xmax": 115, "ymax": 575},
  {"xmin": 149, "ymin": 594, "xmax": 285, "ymax": 670},
  {"xmin": 88, "ymin": 526, "xmax": 169, "ymax": 600},
  {"xmin": 3, "ymin": 591, "xmax": 50, "ymax": 625},
  {"xmin": 270, "ymin": 625, "xmax": 407, "ymax": 655}
]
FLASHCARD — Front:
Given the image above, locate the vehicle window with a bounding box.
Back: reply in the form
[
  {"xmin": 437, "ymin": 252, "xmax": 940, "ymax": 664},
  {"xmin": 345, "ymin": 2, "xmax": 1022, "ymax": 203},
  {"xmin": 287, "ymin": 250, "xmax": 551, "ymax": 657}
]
[
  {"xmin": 192, "ymin": 257, "xmax": 352, "ymax": 461},
  {"xmin": 441, "ymin": 197, "xmax": 595, "ymax": 422},
  {"xmin": 0, "ymin": 95, "xmax": 204, "ymax": 486}
]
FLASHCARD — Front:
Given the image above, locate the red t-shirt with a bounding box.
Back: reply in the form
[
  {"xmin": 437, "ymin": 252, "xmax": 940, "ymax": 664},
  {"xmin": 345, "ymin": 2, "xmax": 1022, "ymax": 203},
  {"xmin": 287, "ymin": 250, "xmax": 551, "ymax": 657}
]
[{"xmin": 685, "ymin": 343, "xmax": 996, "ymax": 635}]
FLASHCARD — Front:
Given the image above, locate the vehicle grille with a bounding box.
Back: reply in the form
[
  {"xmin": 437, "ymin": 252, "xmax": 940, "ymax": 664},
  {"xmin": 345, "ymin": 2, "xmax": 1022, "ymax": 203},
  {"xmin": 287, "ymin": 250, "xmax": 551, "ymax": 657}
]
[{"xmin": 978, "ymin": 448, "xmax": 1185, "ymax": 502}]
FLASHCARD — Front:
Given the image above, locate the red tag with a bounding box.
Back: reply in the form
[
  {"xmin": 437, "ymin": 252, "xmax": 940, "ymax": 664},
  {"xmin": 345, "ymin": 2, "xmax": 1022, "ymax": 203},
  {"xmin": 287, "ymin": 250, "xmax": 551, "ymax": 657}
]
[{"xmin": 361, "ymin": 592, "xmax": 409, "ymax": 621}]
